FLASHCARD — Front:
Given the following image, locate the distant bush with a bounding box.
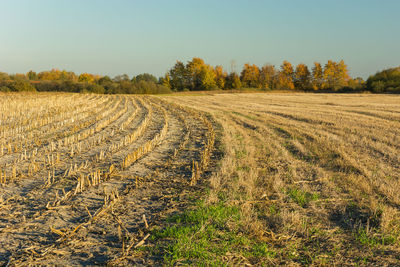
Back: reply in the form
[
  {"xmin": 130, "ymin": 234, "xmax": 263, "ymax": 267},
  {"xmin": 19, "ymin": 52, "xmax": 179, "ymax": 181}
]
[
  {"xmin": 10, "ymin": 79, "xmax": 36, "ymax": 92},
  {"xmin": 132, "ymin": 73, "xmax": 158, "ymax": 84},
  {"xmin": 366, "ymin": 67, "xmax": 400, "ymax": 93},
  {"xmin": 132, "ymin": 81, "xmax": 171, "ymax": 94},
  {"xmin": 0, "ymin": 86, "xmax": 11, "ymax": 92},
  {"xmin": 80, "ymin": 83, "xmax": 105, "ymax": 94},
  {"xmin": 35, "ymin": 81, "xmax": 62, "ymax": 92}
]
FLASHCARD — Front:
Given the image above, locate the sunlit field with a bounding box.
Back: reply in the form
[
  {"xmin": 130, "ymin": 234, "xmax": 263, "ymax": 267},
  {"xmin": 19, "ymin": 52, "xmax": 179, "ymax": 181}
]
[
  {"xmin": 162, "ymin": 93, "xmax": 400, "ymax": 265},
  {"xmin": 1, "ymin": 92, "xmax": 399, "ymax": 265},
  {"xmin": 0, "ymin": 93, "xmax": 214, "ymax": 265}
]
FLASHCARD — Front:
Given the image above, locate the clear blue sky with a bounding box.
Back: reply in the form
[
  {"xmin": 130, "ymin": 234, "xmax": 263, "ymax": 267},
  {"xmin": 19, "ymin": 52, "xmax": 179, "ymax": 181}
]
[{"xmin": 1, "ymin": 0, "xmax": 399, "ymax": 79}]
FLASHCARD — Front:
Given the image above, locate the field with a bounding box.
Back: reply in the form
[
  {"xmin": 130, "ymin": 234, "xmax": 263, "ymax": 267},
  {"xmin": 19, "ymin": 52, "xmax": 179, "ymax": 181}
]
[{"xmin": 1, "ymin": 92, "xmax": 400, "ymax": 265}]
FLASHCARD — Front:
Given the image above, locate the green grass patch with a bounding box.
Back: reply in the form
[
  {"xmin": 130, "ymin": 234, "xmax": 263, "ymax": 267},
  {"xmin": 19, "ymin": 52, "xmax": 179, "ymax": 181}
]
[
  {"xmin": 287, "ymin": 188, "xmax": 320, "ymax": 208},
  {"xmin": 235, "ymin": 149, "xmax": 247, "ymax": 159},
  {"xmin": 355, "ymin": 228, "xmax": 397, "ymax": 247},
  {"xmin": 236, "ymin": 165, "xmax": 250, "ymax": 172},
  {"xmin": 234, "ymin": 133, "xmax": 244, "ymax": 141},
  {"xmin": 151, "ymin": 201, "xmax": 276, "ymax": 265}
]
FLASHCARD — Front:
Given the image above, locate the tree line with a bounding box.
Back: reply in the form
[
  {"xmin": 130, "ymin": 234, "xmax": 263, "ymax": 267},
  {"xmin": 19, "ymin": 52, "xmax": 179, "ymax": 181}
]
[
  {"xmin": 0, "ymin": 58, "xmax": 399, "ymax": 93},
  {"xmin": 0, "ymin": 70, "xmax": 171, "ymax": 94},
  {"xmin": 161, "ymin": 58, "xmax": 365, "ymax": 92}
]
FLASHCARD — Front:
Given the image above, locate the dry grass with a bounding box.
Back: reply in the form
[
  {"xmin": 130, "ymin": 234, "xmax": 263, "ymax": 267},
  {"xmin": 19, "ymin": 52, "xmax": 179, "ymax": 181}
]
[{"xmin": 164, "ymin": 93, "xmax": 400, "ymax": 265}]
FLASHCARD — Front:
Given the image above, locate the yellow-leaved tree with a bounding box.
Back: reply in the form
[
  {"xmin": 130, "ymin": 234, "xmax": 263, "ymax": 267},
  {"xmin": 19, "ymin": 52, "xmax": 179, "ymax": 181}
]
[
  {"xmin": 294, "ymin": 63, "xmax": 311, "ymax": 90},
  {"xmin": 323, "ymin": 60, "xmax": 350, "ymax": 91},
  {"xmin": 312, "ymin": 62, "xmax": 323, "ymax": 90},
  {"xmin": 336, "ymin": 60, "xmax": 351, "ymax": 88},
  {"xmin": 78, "ymin": 73, "xmax": 96, "ymax": 83},
  {"xmin": 214, "ymin": 65, "xmax": 227, "ymax": 89},
  {"xmin": 240, "ymin": 64, "xmax": 260, "ymax": 88},
  {"xmin": 276, "ymin": 61, "xmax": 294, "ymax": 89}
]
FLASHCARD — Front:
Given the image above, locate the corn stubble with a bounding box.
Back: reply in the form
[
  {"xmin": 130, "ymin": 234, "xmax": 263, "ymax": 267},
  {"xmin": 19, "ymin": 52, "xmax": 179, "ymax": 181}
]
[
  {"xmin": 2, "ymin": 92, "xmax": 399, "ymax": 265},
  {"xmin": 0, "ymin": 93, "xmax": 216, "ymax": 265}
]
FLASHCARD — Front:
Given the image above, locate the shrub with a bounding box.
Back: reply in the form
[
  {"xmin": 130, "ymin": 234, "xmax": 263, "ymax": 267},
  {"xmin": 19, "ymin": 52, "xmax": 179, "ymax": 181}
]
[
  {"xmin": 132, "ymin": 81, "xmax": 171, "ymax": 94},
  {"xmin": 366, "ymin": 67, "xmax": 400, "ymax": 93},
  {"xmin": 0, "ymin": 86, "xmax": 10, "ymax": 92},
  {"xmin": 11, "ymin": 80, "xmax": 36, "ymax": 92},
  {"xmin": 86, "ymin": 84, "xmax": 105, "ymax": 94}
]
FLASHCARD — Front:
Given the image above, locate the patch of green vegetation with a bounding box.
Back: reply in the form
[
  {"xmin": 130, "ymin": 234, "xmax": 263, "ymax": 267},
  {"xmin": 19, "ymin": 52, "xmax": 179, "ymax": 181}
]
[
  {"xmin": 268, "ymin": 204, "xmax": 279, "ymax": 215},
  {"xmin": 234, "ymin": 133, "xmax": 244, "ymax": 141},
  {"xmin": 151, "ymin": 201, "xmax": 276, "ymax": 265},
  {"xmin": 236, "ymin": 165, "xmax": 250, "ymax": 172},
  {"xmin": 287, "ymin": 188, "xmax": 319, "ymax": 208},
  {"xmin": 250, "ymin": 242, "xmax": 277, "ymax": 258},
  {"xmin": 355, "ymin": 228, "xmax": 397, "ymax": 247},
  {"xmin": 235, "ymin": 149, "xmax": 247, "ymax": 159},
  {"xmin": 355, "ymin": 256, "xmax": 371, "ymax": 265}
]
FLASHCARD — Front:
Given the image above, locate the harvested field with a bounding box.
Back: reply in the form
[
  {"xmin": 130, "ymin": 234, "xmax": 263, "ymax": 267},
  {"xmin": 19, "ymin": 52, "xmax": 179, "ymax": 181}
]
[
  {"xmin": 162, "ymin": 93, "xmax": 400, "ymax": 265},
  {"xmin": 0, "ymin": 93, "xmax": 216, "ymax": 265},
  {"xmin": 1, "ymin": 92, "xmax": 400, "ymax": 265}
]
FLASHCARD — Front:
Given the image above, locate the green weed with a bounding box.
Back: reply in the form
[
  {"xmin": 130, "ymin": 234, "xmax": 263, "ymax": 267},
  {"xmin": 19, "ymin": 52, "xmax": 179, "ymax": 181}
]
[
  {"xmin": 287, "ymin": 188, "xmax": 319, "ymax": 208},
  {"xmin": 151, "ymin": 201, "xmax": 276, "ymax": 265}
]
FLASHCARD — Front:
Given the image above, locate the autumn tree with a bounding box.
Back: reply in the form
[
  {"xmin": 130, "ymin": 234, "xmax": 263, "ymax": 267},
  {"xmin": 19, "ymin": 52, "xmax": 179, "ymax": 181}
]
[
  {"xmin": 259, "ymin": 64, "xmax": 276, "ymax": 90},
  {"xmin": 38, "ymin": 70, "xmax": 55, "ymax": 80},
  {"xmin": 199, "ymin": 64, "xmax": 217, "ymax": 90},
  {"xmin": 277, "ymin": 60, "xmax": 295, "ymax": 89},
  {"xmin": 38, "ymin": 69, "xmax": 61, "ymax": 80},
  {"xmin": 186, "ymin": 57, "xmax": 216, "ymax": 90},
  {"xmin": 294, "ymin": 63, "xmax": 311, "ymax": 90},
  {"xmin": 323, "ymin": 60, "xmax": 350, "ymax": 91},
  {"xmin": 79, "ymin": 73, "xmax": 96, "ymax": 83},
  {"xmin": 225, "ymin": 72, "xmax": 242, "ymax": 89},
  {"xmin": 346, "ymin": 77, "xmax": 364, "ymax": 91},
  {"xmin": 322, "ymin": 60, "xmax": 335, "ymax": 89},
  {"xmin": 59, "ymin": 70, "xmax": 77, "ymax": 81},
  {"xmin": 336, "ymin": 60, "xmax": 351, "ymax": 88},
  {"xmin": 160, "ymin": 73, "xmax": 171, "ymax": 89},
  {"xmin": 37, "ymin": 69, "xmax": 77, "ymax": 81},
  {"xmin": 240, "ymin": 64, "xmax": 260, "ymax": 88},
  {"xmin": 186, "ymin": 57, "xmax": 205, "ymax": 89},
  {"xmin": 311, "ymin": 62, "xmax": 323, "ymax": 90},
  {"xmin": 214, "ymin": 65, "xmax": 227, "ymax": 89}
]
